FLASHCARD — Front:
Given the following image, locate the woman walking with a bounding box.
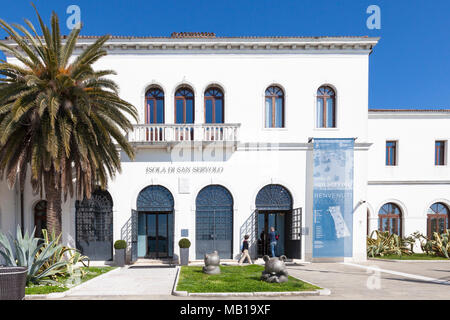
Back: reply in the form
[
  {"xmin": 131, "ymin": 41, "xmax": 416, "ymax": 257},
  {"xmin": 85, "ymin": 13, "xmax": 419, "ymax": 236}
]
[{"xmin": 238, "ymin": 235, "xmax": 253, "ymax": 265}]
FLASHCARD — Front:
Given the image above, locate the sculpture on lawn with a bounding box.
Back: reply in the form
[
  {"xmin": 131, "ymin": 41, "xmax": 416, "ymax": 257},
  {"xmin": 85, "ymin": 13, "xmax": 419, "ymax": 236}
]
[
  {"xmin": 202, "ymin": 250, "xmax": 221, "ymax": 275},
  {"xmin": 260, "ymin": 255, "xmax": 289, "ymax": 283}
]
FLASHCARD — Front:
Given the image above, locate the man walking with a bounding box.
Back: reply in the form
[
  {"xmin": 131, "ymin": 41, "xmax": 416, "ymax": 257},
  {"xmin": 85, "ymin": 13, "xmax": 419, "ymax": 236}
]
[{"xmin": 269, "ymin": 227, "xmax": 277, "ymax": 257}]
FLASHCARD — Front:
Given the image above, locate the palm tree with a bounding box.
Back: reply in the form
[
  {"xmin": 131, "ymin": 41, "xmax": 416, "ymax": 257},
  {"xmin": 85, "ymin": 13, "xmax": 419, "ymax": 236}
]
[{"xmin": 0, "ymin": 7, "xmax": 138, "ymax": 237}]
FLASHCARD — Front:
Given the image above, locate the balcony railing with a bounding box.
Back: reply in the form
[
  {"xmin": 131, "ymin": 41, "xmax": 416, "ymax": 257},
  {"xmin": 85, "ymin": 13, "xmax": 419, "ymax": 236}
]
[{"xmin": 127, "ymin": 123, "xmax": 240, "ymax": 143}]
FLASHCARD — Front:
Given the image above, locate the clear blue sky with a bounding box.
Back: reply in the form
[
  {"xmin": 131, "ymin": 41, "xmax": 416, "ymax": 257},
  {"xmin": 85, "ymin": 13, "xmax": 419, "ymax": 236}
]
[{"xmin": 0, "ymin": 0, "xmax": 449, "ymax": 109}]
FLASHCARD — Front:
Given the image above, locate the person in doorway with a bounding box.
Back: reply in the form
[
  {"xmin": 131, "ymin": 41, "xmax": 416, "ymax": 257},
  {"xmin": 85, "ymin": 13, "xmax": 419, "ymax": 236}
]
[
  {"xmin": 269, "ymin": 227, "xmax": 278, "ymax": 257},
  {"xmin": 259, "ymin": 230, "xmax": 266, "ymax": 256},
  {"xmin": 239, "ymin": 234, "xmax": 253, "ymax": 265}
]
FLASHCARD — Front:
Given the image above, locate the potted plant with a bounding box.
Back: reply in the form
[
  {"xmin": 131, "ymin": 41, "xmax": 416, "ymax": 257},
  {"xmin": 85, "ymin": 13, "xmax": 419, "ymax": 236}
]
[
  {"xmin": 178, "ymin": 238, "xmax": 191, "ymax": 266},
  {"xmin": 114, "ymin": 240, "xmax": 127, "ymax": 267}
]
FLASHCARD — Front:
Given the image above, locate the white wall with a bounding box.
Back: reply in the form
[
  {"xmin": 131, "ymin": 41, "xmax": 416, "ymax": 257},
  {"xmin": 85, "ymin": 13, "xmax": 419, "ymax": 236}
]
[
  {"xmin": 367, "ymin": 112, "xmax": 450, "ymax": 248},
  {"xmin": 0, "ymin": 180, "xmax": 17, "ymax": 235},
  {"xmin": 368, "ymin": 113, "xmax": 450, "ymax": 181},
  {"xmin": 92, "ymin": 52, "xmax": 370, "ymax": 142},
  {"xmin": 2, "ymin": 40, "xmax": 374, "ymax": 262}
]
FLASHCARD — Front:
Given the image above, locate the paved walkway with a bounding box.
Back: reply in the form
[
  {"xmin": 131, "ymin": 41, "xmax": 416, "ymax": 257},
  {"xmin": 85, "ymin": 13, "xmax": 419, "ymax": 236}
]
[
  {"xmin": 40, "ymin": 261, "xmax": 450, "ymax": 300},
  {"xmin": 286, "ymin": 261, "xmax": 450, "ymax": 300},
  {"xmin": 65, "ymin": 266, "xmax": 177, "ymax": 297}
]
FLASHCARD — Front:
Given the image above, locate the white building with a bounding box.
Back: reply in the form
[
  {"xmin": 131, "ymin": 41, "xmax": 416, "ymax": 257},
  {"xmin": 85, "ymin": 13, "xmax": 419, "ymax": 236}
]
[{"xmin": 0, "ymin": 33, "xmax": 448, "ymax": 263}]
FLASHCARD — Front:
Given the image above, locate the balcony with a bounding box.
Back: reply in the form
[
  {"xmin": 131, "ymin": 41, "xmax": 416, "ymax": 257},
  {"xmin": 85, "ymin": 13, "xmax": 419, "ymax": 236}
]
[{"xmin": 127, "ymin": 123, "xmax": 240, "ymax": 146}]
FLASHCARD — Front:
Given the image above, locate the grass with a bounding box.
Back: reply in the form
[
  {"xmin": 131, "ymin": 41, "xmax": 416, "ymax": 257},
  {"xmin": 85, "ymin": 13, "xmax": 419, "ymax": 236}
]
[
  {"xmin": 371, "ymin": 253, "xmax": 449, "ymax": 260},
  {"xmin": 25, "ymin": 266, "xmax": 116, "ymax": 295},
  {"xmin": 176, "ymin": 265, "xmax": 321, "ymax": 293}
]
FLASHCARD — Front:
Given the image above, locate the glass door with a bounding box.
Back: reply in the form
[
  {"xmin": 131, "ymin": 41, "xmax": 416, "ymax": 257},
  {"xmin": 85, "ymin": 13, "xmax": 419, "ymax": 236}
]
[
  {"xmin": 146, "ymin": 214, "xmax": 157, "ymax": 258},
  {"xmin": 137, "ymin": 212, "xmax": 173, "ymax": 259},
  {"xmin": 257, "ymin": 211, "xmax": 286, "ymax": 257},
  {"xmin": 157, "ymin": 214, "xmax": 168, "ymax": 257},
  {"xmin": 257, "ymin": 212, "xmax": 269, "ymax": 257}
]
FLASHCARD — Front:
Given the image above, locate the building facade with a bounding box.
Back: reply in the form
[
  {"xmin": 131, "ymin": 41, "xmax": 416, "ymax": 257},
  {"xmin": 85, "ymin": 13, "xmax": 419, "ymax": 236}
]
[{"xmin": 0, "ymin": 34, "xmax": 448, "ymax": 263}]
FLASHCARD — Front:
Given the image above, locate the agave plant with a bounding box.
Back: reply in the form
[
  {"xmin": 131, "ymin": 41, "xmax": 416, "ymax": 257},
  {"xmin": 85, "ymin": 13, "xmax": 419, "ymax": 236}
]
[
  {"xmin": 0, "ymin": 226, "xmax": 67, "ymax": 284},
  {"xmin": 39, "ymin": 229, "xmax": 89, "ymax": 279},
  {"xmin": 412, "ymin": 230, "xmax": 450, "ymax": 259},
  {"xmin": 367, "ymin": 230, "xmax": 413, "ymax": 257}
]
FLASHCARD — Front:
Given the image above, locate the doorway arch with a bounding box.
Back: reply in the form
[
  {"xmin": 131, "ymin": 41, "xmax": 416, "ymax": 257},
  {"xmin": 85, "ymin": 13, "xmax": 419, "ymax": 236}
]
[{"xmin": 255, "ymin": 184, "xmax": 299, "ymax": 258}]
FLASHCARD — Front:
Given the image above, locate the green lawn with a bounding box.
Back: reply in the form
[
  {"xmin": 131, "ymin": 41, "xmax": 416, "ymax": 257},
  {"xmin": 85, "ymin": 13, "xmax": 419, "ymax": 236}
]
[
  {"xmin": 371, "ymin": 253, "xmax": 449, "ymax": 260},
  {"xmin": 176, "ymin": 265, "xmax": 321, "ymax": 293},
  {"xmin": 25, "ymin": 266, "xmax": 116, "ymax": 295}
]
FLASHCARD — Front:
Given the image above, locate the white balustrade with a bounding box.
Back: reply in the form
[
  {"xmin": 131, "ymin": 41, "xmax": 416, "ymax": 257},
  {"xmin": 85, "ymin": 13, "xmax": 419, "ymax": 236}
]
[{"xmin": 127, "ymin": 124, "xmax": 240, "ymax": 143}]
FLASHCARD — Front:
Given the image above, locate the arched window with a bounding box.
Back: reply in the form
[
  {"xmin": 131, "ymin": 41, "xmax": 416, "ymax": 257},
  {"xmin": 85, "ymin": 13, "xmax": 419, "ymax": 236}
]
[
  {"xmin": 265, "ymin": 86, "xmax": 284, "ymax": 128},
  {"xmin": 427, "ymin": 202, "xmax": 449, "ymax": 238},
  {"xmin": 145, "ymin": 87, "xmax": 164, "ymax": 124},
  {"xmin": 34, "ymin": 200, "xmax": 47, "ymax": 238},
  {"xmin": 316, "ymin": 86, "xmax": 336, "ymax": 128},
  {"xmin": 175, "ymin": 87, "xmax": 195, "ymax": 124},
  {"xmin": 204, "ymin": 87, "xmax": 224, "ymax": 123},
  {"xmin": 378, "ymin": 203, "xmax": 402, "ymax": 236}
]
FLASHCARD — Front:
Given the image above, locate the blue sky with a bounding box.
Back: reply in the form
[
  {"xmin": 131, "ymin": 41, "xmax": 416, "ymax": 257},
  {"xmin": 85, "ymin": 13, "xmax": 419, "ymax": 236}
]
[{"xmin": 0, "ymin": 0, "xmax": 449, "ymax": 109}]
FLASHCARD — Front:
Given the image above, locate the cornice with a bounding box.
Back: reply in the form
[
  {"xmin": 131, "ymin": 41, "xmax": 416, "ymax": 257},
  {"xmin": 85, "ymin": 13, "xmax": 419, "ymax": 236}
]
[{"xmin": 1, "ymin": 36, "xmax": 379, "ymax": 56}]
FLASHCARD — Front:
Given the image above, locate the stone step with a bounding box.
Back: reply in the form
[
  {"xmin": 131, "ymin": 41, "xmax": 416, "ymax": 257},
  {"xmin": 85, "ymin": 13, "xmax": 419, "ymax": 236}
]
[{"xmin": 133, "ymin": 259, "xmax": 177, "ymax": 266}]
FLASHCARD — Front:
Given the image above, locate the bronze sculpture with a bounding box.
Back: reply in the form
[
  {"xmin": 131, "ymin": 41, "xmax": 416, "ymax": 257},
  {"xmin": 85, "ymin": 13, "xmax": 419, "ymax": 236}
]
[
  {"xmin": 260, "ymin": 255, "xmax": 289, "ymax": 283},
  {"xmin": 202, "ymin": 251, "xmax": 221, "ymax": 275}
]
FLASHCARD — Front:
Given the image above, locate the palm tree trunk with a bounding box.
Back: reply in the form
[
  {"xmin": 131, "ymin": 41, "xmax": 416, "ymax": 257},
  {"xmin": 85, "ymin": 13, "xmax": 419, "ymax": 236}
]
[{"xmin": 45, "ymin": 174, "xmax": 62, "ymax": 238}]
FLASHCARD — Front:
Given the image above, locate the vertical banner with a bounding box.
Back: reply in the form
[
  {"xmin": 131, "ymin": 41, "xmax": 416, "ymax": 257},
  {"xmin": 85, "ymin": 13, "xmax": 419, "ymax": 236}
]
[{"xmin": 312, "ymin": 138, "xmax": 354, "ymax": 258}]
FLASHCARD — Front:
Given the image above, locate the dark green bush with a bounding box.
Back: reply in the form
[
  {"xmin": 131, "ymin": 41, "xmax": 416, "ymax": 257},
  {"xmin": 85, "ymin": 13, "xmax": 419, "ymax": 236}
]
[
  {"xmin": 178, "ymin": 238, "xmax": 191, "ymax": 248},
  {"xmin": 114, "ymin": 240, "xmax": 127, "ymax": 250}
]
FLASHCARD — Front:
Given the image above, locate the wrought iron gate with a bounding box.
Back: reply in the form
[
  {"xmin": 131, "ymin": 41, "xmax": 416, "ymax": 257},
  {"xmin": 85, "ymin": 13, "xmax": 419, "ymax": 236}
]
[
  {"xmin": 196, "ymin": 185, "xmax": 233, "ymax": 259},
  {"xmin": 75, "ymin": 190, "xmax": 113, "ymax": 261}
]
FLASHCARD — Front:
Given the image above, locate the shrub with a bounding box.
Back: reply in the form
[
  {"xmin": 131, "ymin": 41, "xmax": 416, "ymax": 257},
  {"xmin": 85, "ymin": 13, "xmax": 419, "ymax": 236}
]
[
  {"xmin": 114, "ymin": 240, "xmax": 127, "ymax": 250},
  {"xmin": 178, "ymin": 238, "xmax": 191, "ymax": 248},
  {"xmin": 412, "ymin": 230, "xmax": 450, "ymax": 259},
  {"xmin": 367, "ymin": 230, "xmax": 413, "ymax": 257}
]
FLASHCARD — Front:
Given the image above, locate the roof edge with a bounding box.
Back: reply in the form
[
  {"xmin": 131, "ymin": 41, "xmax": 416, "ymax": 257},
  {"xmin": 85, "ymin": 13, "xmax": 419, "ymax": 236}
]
[{"xmin": 369, "ymin": 109, "xmax": 450, "ymax": 113}]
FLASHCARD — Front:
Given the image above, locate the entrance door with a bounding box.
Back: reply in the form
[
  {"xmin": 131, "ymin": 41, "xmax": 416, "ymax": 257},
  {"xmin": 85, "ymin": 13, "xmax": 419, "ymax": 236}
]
[
  {"xmin": 139, "ymin": 212, "xmax": 173, "ymax": 259},
  {"xmin": 196, "ymin": 185, "xmax": 233, "ymax": 259},
  {"xmin": 257, "ymin": 211, "xmax": 286, "ymax": 257},
  {"xmin": 135, "ymin": 185, "xmax": 175, "ymax": 260}
]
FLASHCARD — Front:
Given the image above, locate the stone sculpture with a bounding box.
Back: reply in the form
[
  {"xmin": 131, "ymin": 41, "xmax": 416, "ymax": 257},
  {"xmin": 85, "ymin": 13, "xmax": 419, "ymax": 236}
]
[
  {"xmin": 202, "ymin": 250, "xmax": 221, "ymax": 275},
  {"xmin": 260, "ymin": 255, "xmax": 289, "ymax": 283}
]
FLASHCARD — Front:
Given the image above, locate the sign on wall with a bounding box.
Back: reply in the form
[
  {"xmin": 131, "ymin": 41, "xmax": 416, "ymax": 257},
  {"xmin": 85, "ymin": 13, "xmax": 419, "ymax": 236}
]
[{"xmin": 312, "ymin": 138, "xmax": 354, "ymax": 258}]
